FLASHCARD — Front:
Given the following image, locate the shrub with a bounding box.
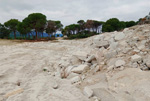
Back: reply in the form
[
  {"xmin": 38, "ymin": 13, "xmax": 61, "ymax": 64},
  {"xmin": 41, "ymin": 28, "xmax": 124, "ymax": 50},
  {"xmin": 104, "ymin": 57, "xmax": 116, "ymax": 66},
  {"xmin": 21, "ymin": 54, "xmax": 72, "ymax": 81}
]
[{"xmin": 68, "ymin": 32, "xmax": 98, "ymax": 39}]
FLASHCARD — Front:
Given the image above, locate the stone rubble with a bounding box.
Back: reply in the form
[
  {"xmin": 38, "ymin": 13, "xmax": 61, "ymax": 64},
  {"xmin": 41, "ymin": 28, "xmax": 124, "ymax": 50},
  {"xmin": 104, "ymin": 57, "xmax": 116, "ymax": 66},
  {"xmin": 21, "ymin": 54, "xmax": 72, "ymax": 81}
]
[
  {"xmin": 70, "ymin": 76, "xmax": 81, "ymax": 84},
  {"xmin": 56, "ymin": 24, "xmax": 150, "ymax": 100},
  {"xmin": 83, "ymin": 87, "xmax": 94, "ymax": 98},
  {"xmin": 71, "ymin": 65, "xmax": 90, "ymax": 74},
  {"xmin": 131, "ymin": 54, "xmax": 142, "ymax": 62},
  {"xmin": 0, "ymin": 24, "xmax": 150, "ymax": 101},
  {"xmin": 115, "ymin": 60, "xmax": 125, "ymax": 67}
]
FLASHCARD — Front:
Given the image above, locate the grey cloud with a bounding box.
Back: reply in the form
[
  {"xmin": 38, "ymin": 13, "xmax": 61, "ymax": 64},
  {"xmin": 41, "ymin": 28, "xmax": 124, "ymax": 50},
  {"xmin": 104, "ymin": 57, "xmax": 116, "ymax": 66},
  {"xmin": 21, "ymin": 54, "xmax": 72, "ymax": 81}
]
[
  {"xmin": 0, "ymin": 0, "xmax": 33, "ymax": 11},
  {"xmin": 0, "ymin": 0, "xmax": 149, "ymax": 26}
]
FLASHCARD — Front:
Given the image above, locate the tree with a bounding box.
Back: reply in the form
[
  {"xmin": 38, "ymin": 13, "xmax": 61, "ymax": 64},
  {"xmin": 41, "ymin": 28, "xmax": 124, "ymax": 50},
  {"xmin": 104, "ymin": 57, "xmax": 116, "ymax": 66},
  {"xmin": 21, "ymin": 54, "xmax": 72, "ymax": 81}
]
[
  {"xmin": 4, "ymin": 19, "xmax": 20, "ymax": 39},
  {"xmin": 26, "ymin": 13, "xmax": 47, "ymax": 40},
  {"xmin": 55, "ymin": 21, "xmax": 63, "ymax": 31},
  {"xmin": 77, "ymin": 20, "xmax": 85, "ymax": 32},
  {"xmin": 46, "ymin": 20, "xmax": 63, "ymax": 38},
  {"xmin": 77, "ymin": 20, "xmax": 85, "ymax": 25},
  {"xmin": 0, "ymin": 23, "xmax": 10, "ymax": 39},
  {"xmin": 17, "ymin": 18, "xmax": 31, "ymax": 39},
  {"xmin": 38, "ymin": 24, "xmax": 46, "ymax": 38},
  {"xmin": 102, "ymin": 18, "xmax": 120, "ymax": 32},
  {"xmin": 46, "ymin": 20, "xmax": 56, "ymax": 38},
  {"xmin": 67, "ymin": 24, "xmax": 80, "ymax": 34},
  {"xmin": 85, "ymin": 20, "xmax": 94, "ymax": 31},
  {"xmin": 119, "ymin": 21, "xmax": 126, "ymax": 30},
  {"xmin": 93, "ymin": 20, "xmax": 102, "ymax": 33},
  {"xmin": 102, "ymin": 24, "xmax": 113, "ymax": 32},
  {"xmin": 125, "ymin": 21, "xmax": 136, "ymax": 28},
  {"xmin": 63, "ymin": 26, "xmax": 71, "ymax": 36}
]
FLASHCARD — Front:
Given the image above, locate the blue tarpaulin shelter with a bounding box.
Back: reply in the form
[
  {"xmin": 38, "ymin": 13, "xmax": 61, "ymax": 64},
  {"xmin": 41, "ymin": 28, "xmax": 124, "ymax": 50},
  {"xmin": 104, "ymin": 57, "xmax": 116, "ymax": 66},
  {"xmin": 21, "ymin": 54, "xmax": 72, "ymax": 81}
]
[{"xmin": 9, "ymin": 31, "xmax": 63, "ymax": 39}]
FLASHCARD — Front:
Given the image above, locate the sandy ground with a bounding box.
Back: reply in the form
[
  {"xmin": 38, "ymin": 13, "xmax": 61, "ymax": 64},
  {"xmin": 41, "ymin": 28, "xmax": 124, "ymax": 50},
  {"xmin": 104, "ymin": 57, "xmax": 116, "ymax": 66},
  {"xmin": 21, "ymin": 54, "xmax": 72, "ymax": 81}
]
[
  {"xmin": 1, "ymin": 27, "xmax": 150, "ymax": 101},
  {"xmin": 0, "ymin": 39, "xmax": 90, "ymax": 101},
  {"xmin": 0, "ymin": 39, "xmax": 23, "ymax": 46},
  {"xmin": 3, "ymin": 24, "xmax": 149, "ymax": 101}
]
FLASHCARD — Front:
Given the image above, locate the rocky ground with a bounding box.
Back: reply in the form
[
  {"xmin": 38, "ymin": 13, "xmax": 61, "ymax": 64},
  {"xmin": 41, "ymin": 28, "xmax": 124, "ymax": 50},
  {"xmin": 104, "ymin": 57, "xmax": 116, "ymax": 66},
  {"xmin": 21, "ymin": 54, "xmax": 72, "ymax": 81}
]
[{"xmin": 0, "ymin": 24, "xmax": 150, "ymax": 101}]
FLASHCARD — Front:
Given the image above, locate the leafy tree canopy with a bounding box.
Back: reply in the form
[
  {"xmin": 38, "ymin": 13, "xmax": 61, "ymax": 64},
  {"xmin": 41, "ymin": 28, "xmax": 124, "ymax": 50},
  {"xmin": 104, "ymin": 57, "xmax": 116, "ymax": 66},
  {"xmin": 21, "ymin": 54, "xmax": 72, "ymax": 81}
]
[
  {"xmin": 0, "ymin": 23, "xmax": 10, "ymax": 39},
  {"xmin": 25, "ymin": 13, "xmax": 47, "ymax": 39},
  {"xmin": 4, "ymin": 19, "xmax": 20, "ymax": 39}
]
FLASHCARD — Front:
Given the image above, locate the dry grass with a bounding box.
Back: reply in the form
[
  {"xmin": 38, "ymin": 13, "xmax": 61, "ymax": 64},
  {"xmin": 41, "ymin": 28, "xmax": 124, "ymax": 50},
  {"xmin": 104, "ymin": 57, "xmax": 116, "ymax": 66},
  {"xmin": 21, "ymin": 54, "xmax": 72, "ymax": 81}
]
[{"xmin": 0, "ymin": 39, "xmax": 24, "ymax": 46}]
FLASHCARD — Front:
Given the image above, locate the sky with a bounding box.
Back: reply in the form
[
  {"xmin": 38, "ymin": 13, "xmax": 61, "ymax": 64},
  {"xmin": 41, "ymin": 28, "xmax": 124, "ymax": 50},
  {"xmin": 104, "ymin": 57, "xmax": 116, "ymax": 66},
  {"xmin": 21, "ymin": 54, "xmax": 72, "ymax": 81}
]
[{"xmin": 0, "ymin": 0, "xmax": 150, "ymax": 26}]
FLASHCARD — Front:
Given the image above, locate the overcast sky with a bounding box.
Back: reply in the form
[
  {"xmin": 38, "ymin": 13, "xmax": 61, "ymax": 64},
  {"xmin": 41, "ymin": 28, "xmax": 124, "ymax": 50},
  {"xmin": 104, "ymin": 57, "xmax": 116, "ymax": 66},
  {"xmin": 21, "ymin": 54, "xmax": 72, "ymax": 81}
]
[{"xmin": 0, "ymin": 0, "xmax": 149, "ymax": 26}]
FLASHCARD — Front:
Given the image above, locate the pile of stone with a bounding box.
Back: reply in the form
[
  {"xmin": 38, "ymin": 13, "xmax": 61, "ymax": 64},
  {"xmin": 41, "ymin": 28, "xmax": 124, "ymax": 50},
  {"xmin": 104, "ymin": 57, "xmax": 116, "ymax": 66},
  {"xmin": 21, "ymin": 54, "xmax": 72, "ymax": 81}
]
[
  {"xmin": 53, "ymin": 24, "xmax": 150, "ymax": 100},
  {"xmin": 57, "ymin": 25, "xmax": 149, "ymax": 77}
]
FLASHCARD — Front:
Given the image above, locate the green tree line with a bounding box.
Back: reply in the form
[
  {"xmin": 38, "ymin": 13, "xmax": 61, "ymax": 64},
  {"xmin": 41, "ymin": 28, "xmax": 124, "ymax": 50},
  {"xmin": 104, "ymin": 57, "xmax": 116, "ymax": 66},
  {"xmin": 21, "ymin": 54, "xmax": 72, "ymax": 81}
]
[
  {"xmin": 63, "ymin": 18, "xmax": 137, "ymax": 39},
  {"xmin": 102, "ymin": 18, "xmax": 137, "ymax": 32},
  {"xmin": 0, "ymin": 13, "xmax": 63, "ymax": 40},
  {"xmin": 0, "ymin": 12, "xmax": 137, "ymax": 40},
  {"xmin": 62, "ymin": 20, "xmax": 104, "ymax": 39}
]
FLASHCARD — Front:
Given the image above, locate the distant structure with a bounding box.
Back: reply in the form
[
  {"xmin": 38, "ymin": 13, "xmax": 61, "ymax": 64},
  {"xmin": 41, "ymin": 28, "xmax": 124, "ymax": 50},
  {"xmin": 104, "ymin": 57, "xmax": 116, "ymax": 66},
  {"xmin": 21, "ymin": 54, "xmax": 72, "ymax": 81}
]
[
  {"xmin": 54, "ymin": 33, "xmax": 63, "ymax": 37},
  {"xmin": 139, "ymin": 12, "xmax": 150, "ymax": 24}
]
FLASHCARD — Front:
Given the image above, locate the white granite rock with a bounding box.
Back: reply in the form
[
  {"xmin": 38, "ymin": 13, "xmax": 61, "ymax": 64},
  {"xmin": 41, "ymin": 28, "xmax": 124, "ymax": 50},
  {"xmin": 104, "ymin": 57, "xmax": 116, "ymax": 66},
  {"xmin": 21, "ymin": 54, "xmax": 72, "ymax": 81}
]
[
  {"xmin": 67, "ymin": 72, "xmax": 79, "ymax": 79},
  {"xmin": 83, "ymin": 87, "xmax": 93, "ymax": 98},
  {"xmin": 132, "ymin": 62, "xmax": 138, "ymax": 68},
  {"xmin": 145, "ymin": 58, "xmax": 150, "ymax": 68},
  {"xmin": 71, "ymin": 76, "xmax": 81, "ymax": 84},
  {"xmin": 73, "ymin": 51, "xmax": 88, "ymax": 60},
  {"xmin": 115, "ymin": 60, "xmax": 125, "ymax": 67},
  {"xmin": 71, "ymin": 65, "xmax": 89, "ymax": 74},
  {"xmin": 114, "ymin": 32, "xmax": 125, "ymax": 41},
  {"xmin": 86, "ymin": 55, "xmax": 95, "ymax": 63},
  {"xmin": 122, "ymin": 48, "xmax": 132, "ymax": 54},
  {"xmin": 109, "ymin": 42, "xmax": 118, "ymax": 50},
  {"xmin": 104, "ymin": 50, "xmax": 117, "ymax": 59},
  {"xmin": 92, "ymin": 88, "xmax": 116, "ymax": 101},
  {"xmin": 137, "ymin": 45, "xmax": 145, "ymax": 50},
  {"xmin": 65, "ymin": 66, "xmax": 76, "ymax": 77},
  {"xmin": 107, "ymin": 65, "xmax": 114, "ymax": 72},
  {"xmin": 93, "ymin": 35, "xmax": 104, "ymax": 43},
  {"xmin": 70, "ymin": 56, "xmax": 82, "ymax": 65},
  {"xmin": 131, "ymin": 54, "xmax": 142, "ymax": 62},
  {"xmin": 107, "ymin": 58, "xmax": 118, "ymax": 67},
  {"xmin": 95, "ymin": 40, "xmax": 109, "ymax": 47},
  {"xmin": 52, "ymin": 81, "xmax": 58, "ymax": 89},
  {"xmin": 93, "ymin": 35, "xmax": 110, "ymax": 47}
]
